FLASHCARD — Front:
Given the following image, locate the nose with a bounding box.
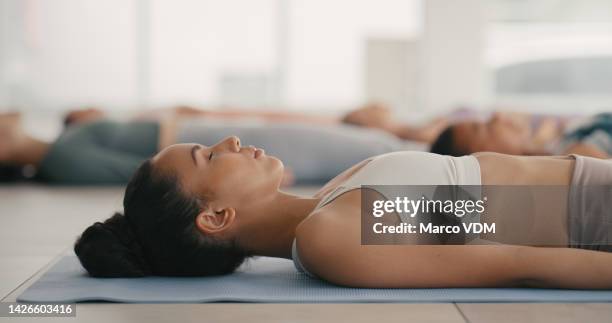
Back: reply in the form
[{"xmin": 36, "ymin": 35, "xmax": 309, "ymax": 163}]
[{"xmin": 216, "ymin": 136, "xmax": 241, "ymax": 152}]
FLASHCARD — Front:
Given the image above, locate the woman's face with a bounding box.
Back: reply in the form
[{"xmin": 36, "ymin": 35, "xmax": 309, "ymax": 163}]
[
  {"xmin": 152, "ymin": 136, "xmax": 284, "ymax": 208},
  {"xmin": 453, "ymin": 112, "xmax": 531, "ymax": 154}
]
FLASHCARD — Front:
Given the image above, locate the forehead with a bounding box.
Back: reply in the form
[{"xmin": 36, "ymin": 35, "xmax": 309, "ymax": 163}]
[
  {"xmin": 151, "ymin": 144, "xmax": 204, "ymax": 193},
  {"xmin": 152, "ymin": 144, "xmax": 196, "ymax": 176},
  {"xmin": 454, "ymin": 121, "xmax": 477, "ymax": 136},
  {"xmin": 154, "ymin": 143, "xmax": 190, "ymax": 161},
  {"xmin": 452, "ymin": 121, "xmax": 486, "ymax": 151}
]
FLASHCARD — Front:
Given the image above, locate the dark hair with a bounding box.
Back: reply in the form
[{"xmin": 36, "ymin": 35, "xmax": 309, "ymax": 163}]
[
  {"xmin": 62, "ymin": 113, "xmax": 75, "ymax": 127},
  {"xmin": 429, "ymin": 125, "xmax": 468, "ymax": 157},
  {"xmin": 0, "ymin": 163, "xmax": 26, "ymax": 182},
  {"xmin": 74, "ymin": 160, "xmax": 249, "ymax": 277}
]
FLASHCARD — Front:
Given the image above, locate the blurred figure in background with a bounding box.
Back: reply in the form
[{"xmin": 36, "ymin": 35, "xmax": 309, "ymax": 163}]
[
  {"xmin": 63, "ymin": 104, "xmax": 447, "ymax": 143},
  {"xmin": 431, "ymin": 111, "xmax": 612, "ymax": 158},
  {"xmin": 0, "ymin": 104, "xmax": 447, "ymax": 184}
]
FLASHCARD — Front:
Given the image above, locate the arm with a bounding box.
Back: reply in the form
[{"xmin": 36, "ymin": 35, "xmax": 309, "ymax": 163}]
[
  {"xmin": 386, "ymin": 118, "xmax": 449, "ymax": 143},
  {"xmin": 531, "ymin": 117, "xmax": 563, "ymax": 148},
  {"xmin": 297, "ymin": 209, "xmax": 612, "ymax": 289},
  {"xmin": 189, "ymin": 108, "xmax": 340, "ymax": 124},
  {"xmin": 341, "ymin": 104, "xmax": 449, "ymax": 143},
  {"xmin": 135, "ymin": 105, "xmax": 340, "ymax": 125},
  {"xmin": 564, "ymin": 143, "xmax": 610, "ymax": 159}
]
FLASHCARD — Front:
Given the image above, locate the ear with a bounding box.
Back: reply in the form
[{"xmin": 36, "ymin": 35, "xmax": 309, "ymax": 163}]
[{"xmin": 194, "ymin": 206, "xmax": 236, "ymax": 235}]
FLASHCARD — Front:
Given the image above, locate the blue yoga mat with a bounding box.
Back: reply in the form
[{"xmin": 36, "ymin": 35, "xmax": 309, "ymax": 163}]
[{"xmin": 18, "ymin": 254, "xmax": 612, "ymax": 303}]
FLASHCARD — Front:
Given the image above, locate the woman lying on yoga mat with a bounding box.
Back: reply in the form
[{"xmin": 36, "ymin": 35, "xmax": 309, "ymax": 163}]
[
  {"xmin": 431, "ymin": 111, "xmax": 612, "ymax": 158},
  {"xmin": 75, "ymin": 135, "xmax": 612, "ymax": 289},
  {"xmin": 0, "ymin": 105, "xmax": 445, "ymax": 184}
]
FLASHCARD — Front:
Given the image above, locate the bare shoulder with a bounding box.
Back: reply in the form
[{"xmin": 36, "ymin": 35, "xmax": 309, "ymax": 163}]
[
  {"xmin": 294, "ymin": 191, "xmax": 362, "ymax": 281},
  {"xmin": 296, "ymin": 190, "xmax": 361, "ymax": 249},
  {"xmin": 294, "ymin": 187, "xmax": 399, "ymax": 284}
]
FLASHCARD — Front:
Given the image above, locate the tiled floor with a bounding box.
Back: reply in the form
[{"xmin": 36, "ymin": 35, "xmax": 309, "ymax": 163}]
[{"xmin": 1, "ymin": 185, "xmax": 612, "ymax": 323}]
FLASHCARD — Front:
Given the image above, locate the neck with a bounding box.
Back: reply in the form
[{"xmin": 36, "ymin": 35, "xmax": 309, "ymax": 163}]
[{"xmin": 236, "ymin": 192, "xmax": 320, "ymax": 259}]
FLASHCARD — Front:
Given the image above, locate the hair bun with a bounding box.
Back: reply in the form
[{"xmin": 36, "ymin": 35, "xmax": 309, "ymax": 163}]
[{"xmin": 74, "ymin": 212, "xmax": 151, "ymax": 277}]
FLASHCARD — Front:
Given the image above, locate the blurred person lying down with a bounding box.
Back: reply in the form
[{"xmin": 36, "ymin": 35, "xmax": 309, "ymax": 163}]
[
  {"xmin": 0, "ymin": 104, "xmax": 447, "ymax": 184},
  {"xmin": 431, "ymin": 111, "xmax": 612, "ymax": 158}
]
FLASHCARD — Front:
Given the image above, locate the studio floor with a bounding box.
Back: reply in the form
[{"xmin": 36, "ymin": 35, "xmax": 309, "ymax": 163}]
[{"xmin": 1, "ymin": 185, "xmax": 612, "ymax": 323}]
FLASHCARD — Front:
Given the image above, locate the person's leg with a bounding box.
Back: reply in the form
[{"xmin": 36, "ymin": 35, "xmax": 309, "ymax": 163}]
[{"xmin": 0, "ymin": 112, "xmax": 50, "ymax": 166}]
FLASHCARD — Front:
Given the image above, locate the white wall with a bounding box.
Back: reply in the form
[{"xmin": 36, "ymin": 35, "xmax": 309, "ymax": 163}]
[
  {"xmin": 421, "ymin": 0, "xmax": 486, "ymax": 114},
  {"xmin": 286, "ymin": 0, "xmax": 422, "ymax": 109},
  {"xmin": 149, "ymin": 0, "xmax": 279, "ymax": 107},
  {"xmin": 2, "ymin": 0, "xmax": 422, "ymax": 112},
  {"xmin": 0, "ymin": 0, "xmax": 9, "ymax": 106},
  {"xmin": 365, "ymin": 39, "xmax": 421, "ymax": 115},
  {"xmin": 2, "ymin": 0, "xmax": 139, "ymax": 110},
  {"xmin": 4, "ymin": 0, "xmax": 610, "ymax": 117}
]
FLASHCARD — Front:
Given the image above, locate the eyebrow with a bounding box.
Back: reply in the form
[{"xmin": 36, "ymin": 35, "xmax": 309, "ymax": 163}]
[{"xmin": 191, "ymin": 145, "xmax": 200, "ymax": 166}]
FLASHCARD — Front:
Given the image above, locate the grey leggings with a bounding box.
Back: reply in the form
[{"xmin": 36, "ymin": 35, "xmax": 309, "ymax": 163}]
[{"xmin": 177, "ymin": 120, "xmax": 426, "ymax": 183}]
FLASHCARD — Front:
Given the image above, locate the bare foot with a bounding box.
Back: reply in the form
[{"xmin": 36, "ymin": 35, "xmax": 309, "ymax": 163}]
[{"xmin": 341, "ymin": 103, "xmax": 394, "ymax": 130}]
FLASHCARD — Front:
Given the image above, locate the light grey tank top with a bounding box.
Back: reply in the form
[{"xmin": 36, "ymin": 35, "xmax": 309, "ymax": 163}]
[{"xmin": 291, "ymin": 151, "xmax": 482, "ymax": 277}]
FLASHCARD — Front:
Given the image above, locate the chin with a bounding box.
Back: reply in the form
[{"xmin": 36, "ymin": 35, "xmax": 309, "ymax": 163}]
[
  {"xmin": 271, "ymin": 158, "xmax": 285, "ymax": 180},
  {"xmin": 266, "ymin": 155, "xmax": 284, "ymax": 168}
]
